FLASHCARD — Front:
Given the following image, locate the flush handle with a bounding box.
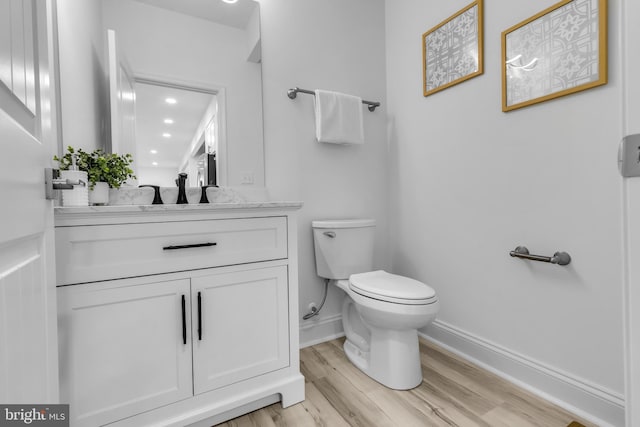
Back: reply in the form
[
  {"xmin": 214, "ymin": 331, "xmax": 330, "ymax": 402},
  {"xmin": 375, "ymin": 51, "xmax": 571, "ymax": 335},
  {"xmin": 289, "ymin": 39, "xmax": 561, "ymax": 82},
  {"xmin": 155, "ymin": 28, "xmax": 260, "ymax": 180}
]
[{"xmin": 323, "ymin": 231, "xmax": 336, "ymax": 238}]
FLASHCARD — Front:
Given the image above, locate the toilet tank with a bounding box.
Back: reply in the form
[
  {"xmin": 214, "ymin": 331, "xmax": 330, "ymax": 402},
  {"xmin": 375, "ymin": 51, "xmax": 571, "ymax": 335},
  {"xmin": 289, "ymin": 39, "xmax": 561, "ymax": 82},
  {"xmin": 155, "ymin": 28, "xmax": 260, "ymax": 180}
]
[{"xmin": 312, "ymin": 219, "xmax": 375, "ymax": 280}]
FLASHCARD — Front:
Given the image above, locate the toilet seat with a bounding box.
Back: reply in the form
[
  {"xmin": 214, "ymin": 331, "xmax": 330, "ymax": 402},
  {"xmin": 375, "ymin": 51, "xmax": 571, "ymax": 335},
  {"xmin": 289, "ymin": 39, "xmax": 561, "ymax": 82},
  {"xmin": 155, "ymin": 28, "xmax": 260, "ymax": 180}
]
[{"xmin": 349, "ymin": 270, "xmax": 437, "ymax": 305}]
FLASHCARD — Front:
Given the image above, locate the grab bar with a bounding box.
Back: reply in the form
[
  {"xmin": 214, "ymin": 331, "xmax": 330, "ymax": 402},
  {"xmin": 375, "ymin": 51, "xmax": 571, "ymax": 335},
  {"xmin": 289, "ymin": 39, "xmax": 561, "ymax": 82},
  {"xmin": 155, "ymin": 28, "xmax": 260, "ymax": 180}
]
[
  {"xmin": 287, "ymin": 87, "xmax": 381, "ymax": 112},
  {"xmin": 509, "ymin": 246, "xmax": 571, "ymax": 266}
]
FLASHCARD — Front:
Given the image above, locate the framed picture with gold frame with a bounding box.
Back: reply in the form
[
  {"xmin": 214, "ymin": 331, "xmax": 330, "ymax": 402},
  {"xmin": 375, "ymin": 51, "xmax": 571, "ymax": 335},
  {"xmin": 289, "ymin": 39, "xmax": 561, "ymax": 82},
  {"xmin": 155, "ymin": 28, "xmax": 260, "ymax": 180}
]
[
  {"xmin": 422, "ymin": 0, "xmax": 484, "ymax": 97},
  {"xmin": 502, "ymin": 0, "xmax": 607, "ymax": 112}
]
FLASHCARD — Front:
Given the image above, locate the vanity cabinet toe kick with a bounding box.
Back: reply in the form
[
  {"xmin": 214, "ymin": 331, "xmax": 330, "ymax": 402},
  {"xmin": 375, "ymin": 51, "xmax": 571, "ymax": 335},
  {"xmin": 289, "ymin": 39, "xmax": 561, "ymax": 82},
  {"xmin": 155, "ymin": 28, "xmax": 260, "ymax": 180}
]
[{"xmin": 55, "ymin": 207, "xmax": 304, "ymax": 427}]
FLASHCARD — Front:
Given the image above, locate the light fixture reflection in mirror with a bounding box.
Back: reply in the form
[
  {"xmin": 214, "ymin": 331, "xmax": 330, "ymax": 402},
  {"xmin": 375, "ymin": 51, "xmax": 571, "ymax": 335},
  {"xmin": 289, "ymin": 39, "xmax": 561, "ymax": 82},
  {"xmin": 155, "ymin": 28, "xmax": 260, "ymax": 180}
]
[
  {"xmin": 506, "ymin": 55, "xmax": 539, "ymax": 70},
  {"xmin": 506, "ymin": 55, "xmax": 539, "ymax": 81},
  {"xmin": 135, "ymin": 82, "xmax": 217, "ymax": 187}
]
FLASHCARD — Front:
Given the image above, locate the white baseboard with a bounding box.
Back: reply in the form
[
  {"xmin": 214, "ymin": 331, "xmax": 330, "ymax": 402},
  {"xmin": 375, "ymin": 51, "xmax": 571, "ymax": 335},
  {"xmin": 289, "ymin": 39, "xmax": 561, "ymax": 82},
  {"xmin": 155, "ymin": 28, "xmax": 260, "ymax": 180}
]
[
  {"xmin": 422, "ymin": 320, "xmax": 625, "ymax": 427},
  {"xmin": 299, "ymin": 313, "xmax": 344, "ymax": 349}
]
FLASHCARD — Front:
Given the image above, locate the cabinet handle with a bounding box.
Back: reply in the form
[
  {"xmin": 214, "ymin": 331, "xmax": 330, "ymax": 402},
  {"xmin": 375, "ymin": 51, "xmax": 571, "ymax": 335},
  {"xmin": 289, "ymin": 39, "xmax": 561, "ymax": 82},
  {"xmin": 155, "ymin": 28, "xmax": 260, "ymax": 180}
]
[
  {"xmin": 197, "ymin": 291, "xmax": 202, "ymax": 341},
  {"xmin": 181, "ymin": 295, "xmax": 187, "ymax": 345},
  {"xmin": 163, "ymin": 242, "xmax": 217, "ymax": 251}
]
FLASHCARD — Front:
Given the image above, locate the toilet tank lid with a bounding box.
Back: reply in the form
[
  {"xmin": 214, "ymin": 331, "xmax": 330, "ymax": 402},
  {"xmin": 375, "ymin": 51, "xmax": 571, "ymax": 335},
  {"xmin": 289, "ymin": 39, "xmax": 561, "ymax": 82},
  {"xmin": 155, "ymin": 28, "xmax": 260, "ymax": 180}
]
[{"xmin": 312, "ymin": 219, "xmax": 376, "ymax": 229}]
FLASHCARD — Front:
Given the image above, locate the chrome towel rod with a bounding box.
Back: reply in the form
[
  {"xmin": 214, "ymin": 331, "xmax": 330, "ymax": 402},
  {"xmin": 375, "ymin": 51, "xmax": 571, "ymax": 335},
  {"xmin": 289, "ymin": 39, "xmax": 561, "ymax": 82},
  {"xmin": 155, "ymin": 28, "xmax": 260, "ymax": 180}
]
[
  {"xmin": 509, "ymin": 246, "xmax": 571, "ymax": 266},
  {"xmin": 287, "ymin": 87, "xmax": 381, "ymax": 112}
]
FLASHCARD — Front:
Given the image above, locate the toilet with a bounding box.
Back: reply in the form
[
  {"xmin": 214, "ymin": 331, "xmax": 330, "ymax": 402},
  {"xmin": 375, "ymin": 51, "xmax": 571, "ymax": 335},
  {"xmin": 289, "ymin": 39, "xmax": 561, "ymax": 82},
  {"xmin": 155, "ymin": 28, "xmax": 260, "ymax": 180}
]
[{"xmin": 312, "ymin": 219, "xmax": 440, "ymax": 390}]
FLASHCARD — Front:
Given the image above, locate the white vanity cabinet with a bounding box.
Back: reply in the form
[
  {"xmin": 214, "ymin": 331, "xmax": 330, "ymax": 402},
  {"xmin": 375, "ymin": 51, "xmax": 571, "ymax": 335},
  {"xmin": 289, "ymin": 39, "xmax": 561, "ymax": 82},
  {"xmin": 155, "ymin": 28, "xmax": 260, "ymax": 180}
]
[{"xmin": 54, "ymin": 204, "xmax": 304, "ymax": 427}]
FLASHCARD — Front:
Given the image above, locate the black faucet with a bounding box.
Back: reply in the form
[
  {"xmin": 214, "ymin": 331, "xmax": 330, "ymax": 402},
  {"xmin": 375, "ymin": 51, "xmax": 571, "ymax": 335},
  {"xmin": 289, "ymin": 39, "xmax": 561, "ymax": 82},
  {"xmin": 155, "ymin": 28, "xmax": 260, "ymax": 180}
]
[
  {"xmin": 199, "ymin": 185, "xmax": 218, "ymax": 204},
  {"xmin": 176, "ymin": 173, "xmax": 188, "ymax": 204},
  {"xmin": 138, "ymin": 185, "xmax": 163, "ymax": 204}
]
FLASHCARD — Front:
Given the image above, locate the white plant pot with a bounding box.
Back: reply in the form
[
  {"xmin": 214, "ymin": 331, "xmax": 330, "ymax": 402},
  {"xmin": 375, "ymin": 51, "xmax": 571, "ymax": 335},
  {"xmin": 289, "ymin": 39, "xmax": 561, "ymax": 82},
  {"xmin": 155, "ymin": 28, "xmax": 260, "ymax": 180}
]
[{"xmin": 89, "ymin": 182, "xmax": 110, "ymax": 205}]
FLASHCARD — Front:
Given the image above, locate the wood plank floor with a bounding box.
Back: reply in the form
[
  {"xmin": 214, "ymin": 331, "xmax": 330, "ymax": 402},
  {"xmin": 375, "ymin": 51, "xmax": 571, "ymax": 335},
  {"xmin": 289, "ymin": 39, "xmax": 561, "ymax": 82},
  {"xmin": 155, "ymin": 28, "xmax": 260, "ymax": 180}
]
[{"xmin": 216, "ymin": 337, "xmax": 595, "ymax": 427}]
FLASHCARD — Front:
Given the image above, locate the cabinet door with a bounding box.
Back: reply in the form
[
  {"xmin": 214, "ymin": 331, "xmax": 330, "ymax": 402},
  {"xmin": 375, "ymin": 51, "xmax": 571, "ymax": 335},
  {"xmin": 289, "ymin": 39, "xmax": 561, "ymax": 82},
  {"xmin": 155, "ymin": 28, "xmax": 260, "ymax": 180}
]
[
  {"xmin": 58, "ymin": 278, "xmax": 193, "ymax": 427},
  {"xmin": 192, "ymin": 266, "xmax": 289, "ymax": 394}
]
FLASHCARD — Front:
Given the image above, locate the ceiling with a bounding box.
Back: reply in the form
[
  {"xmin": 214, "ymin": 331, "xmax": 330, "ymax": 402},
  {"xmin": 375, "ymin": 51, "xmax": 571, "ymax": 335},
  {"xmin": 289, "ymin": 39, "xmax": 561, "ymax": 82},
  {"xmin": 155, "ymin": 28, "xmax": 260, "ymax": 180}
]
[
  {"xmin": 135, "ymin": 83, "xmax": 215, "ymax": 173},
  {"xmin": 132, "ymin": 0, "xmax": 258, "ymax": 29}
]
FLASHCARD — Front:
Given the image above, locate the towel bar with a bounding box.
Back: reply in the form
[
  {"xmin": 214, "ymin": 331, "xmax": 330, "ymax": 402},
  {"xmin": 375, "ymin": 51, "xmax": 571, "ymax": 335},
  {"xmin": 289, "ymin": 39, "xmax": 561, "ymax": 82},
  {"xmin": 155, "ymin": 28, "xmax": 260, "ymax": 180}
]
[
  {"xmin": 287, "ymin": 87, "xmax": 380, "ymax": 112},
  {"xmin": 509, "ymin": 246, "xmax": 571, "ymax": 266}
]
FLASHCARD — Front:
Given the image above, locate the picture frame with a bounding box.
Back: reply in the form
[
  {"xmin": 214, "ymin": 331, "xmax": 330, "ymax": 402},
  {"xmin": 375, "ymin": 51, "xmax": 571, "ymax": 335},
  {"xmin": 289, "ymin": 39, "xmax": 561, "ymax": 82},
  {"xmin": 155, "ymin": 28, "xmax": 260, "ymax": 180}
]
[
  {"xmin": 422, "ymin": 0, "xmax": 484, "ymax": 97},
  {"xmin": 502, "ymin": 0, "xmax": 607, "ymax": 112}
]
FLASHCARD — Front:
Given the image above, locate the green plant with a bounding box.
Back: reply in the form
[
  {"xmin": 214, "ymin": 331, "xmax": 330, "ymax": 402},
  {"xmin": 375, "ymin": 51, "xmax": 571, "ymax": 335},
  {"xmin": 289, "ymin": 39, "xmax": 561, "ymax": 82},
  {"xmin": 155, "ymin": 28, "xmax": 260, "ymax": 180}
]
[{"xmin": 54, "ymin": 146, "xmax": 136, "ymax": 189}]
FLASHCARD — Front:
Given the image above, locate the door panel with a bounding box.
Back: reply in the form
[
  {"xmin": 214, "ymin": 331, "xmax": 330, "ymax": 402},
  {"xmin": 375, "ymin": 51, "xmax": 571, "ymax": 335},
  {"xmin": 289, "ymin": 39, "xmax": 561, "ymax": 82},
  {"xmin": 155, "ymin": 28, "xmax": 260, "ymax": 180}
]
[
  {"xmin": 10, "ymin": 0, "xmax": 26, "ymax": 105},
  {"xmin": 0, "ymin": 1, "xmax": 11, "ymax": 88},
  {"xmin": 0, "ymin": 237, "xmax": 48, "ymax": 403}
]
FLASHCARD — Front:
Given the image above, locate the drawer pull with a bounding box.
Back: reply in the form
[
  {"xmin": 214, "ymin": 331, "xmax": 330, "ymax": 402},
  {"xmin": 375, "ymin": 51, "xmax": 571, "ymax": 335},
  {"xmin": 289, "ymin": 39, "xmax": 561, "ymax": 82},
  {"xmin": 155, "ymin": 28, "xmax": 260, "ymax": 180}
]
[
  {"xmin": 163, "ymin": 242, "xmax": 217, "ymax": 251},
  {"xmin": 197, "ymin": 292, "xmax": 202, "ymax": 341},
  {"xmin": 181, "ymin": 294, "xmax": 187, "ymax": 345}
]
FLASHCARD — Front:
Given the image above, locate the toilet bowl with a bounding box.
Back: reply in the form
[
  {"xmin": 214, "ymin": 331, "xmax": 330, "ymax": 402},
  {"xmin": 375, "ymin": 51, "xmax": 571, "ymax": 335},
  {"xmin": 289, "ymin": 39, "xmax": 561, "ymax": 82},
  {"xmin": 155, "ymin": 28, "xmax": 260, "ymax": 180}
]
[{"xmin": 312, "ymin": 220, "xmax": 440, "ymax": 390}]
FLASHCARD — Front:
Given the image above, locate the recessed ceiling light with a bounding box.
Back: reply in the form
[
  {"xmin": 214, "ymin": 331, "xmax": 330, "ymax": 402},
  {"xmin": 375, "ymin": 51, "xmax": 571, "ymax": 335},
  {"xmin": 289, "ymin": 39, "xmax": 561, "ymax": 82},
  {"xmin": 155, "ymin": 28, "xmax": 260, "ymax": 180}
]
[
  {"xmin": 150, "ymin": 149, "xmax": 158, "ymax": 154},
  {"xmin": 152, "ymin": 162, "xmax": 158, "ymax": 166},
  {"xmin": 222, "ymin": 0, "xmax": 238, "ymax": 3},
  {"xmin": 164, "ymin": 118, "xmax": 174, "ymax": 124},
  {"xmin": 162, "ymin": 133, "xmax": 171, "ymax": 138},
  {"xmin": 165, "ymin": 98, "xmax": 177, "ymax": 104}
]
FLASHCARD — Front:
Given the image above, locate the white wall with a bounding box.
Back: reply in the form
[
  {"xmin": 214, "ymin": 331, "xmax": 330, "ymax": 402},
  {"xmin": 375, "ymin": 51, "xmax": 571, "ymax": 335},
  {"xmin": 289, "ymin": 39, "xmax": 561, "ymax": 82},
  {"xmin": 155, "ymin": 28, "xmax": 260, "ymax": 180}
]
[
  {"xmin": 259, "ymin": 0, "xmax": 390, "ymax": 346},
  {"xmin": 56, "ymin": 0, "xmax": 109, "ymax": 152},
  {"xmin": 137, "ymin": 167, "xmax": 175, "ymax": 188},
  {"xmin": 101, "ymin": 0, "xmax": 265, "ymax": 187},
  {"xmin": 385, "ymin": 0, "xmax": 624, "ymax": 424}
]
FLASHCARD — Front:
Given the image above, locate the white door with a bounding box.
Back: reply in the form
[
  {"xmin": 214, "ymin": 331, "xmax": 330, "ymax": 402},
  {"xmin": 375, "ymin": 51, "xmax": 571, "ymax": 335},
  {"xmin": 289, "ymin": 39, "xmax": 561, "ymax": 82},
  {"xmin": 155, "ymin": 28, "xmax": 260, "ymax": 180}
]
[
  {"xmin": 623, "ymin": 0, "xmax": 640, "ymax": 424},
  {"xmin": 0, "ymin": 0, "xmax": 59, "ymax": 403},
  {"xmin": 107, "ymin": 29, "xmax": 137, "ymax": 167},
  {"xmin": 57, "ymin": 278, "xmax": 193, "ymax": 426},
  {"xmin": 191, "ymin": 266, "xmax": 290, "ymax": 394}
]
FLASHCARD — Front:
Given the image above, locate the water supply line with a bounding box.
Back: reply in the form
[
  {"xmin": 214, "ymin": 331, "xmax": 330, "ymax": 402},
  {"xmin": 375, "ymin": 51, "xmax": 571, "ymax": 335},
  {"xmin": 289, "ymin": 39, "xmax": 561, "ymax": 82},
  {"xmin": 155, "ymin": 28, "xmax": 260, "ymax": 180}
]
[{"xmin": 303, "ymin": 278, "xmax": 330, "ymax": 320}]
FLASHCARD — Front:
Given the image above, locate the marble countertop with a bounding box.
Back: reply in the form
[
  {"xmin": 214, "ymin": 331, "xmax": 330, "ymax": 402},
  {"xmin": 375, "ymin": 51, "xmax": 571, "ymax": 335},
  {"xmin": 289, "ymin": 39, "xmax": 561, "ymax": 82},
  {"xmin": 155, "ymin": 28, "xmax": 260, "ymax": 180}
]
[
  {"xmin": 54, "ymin": 201, "xmax": 303, "ymax": 215},
  {"xmin": 54, "ymin": 201, "xmax": 304, "ymax": 227}
]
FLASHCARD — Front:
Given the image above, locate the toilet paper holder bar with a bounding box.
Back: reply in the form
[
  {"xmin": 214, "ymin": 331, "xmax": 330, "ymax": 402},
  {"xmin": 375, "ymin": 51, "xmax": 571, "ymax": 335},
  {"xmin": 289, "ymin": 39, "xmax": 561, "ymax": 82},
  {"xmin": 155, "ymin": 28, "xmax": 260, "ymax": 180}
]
[{"xmin": 509, "ymin": 246, "xmax": 571, "ymax": 266}]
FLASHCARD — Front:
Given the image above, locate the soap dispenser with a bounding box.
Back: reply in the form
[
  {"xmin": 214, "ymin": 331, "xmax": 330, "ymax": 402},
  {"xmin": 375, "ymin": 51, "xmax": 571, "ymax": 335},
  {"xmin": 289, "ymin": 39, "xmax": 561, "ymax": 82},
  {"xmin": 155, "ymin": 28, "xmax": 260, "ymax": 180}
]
[{"xmin": 60, "ymin": 154, "xmax": 89, "ymax": 206}]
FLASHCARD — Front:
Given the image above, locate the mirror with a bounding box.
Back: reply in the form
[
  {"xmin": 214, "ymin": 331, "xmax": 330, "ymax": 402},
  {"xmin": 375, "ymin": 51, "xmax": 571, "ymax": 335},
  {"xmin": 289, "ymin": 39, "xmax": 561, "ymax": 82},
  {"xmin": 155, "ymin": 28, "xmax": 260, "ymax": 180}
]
[
  {"xmin": 55, "ymin": 0, "xmax": 265, "ymax": 187},
  {"xmin": 133, "ymin": 80, "xmax": 217, "ymax": 187}
]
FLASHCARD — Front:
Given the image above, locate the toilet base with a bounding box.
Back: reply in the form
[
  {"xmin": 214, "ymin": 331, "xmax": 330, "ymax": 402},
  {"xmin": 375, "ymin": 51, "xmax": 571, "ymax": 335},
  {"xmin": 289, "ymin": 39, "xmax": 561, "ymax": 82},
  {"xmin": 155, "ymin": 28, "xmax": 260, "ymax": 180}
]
[
  {"xmin": 343, "ymin": 339, "xmax": 370, "ymax": 371},
  {"xmin": 343, "ymin": 327, "xmax": 423, "ymax": 390}
]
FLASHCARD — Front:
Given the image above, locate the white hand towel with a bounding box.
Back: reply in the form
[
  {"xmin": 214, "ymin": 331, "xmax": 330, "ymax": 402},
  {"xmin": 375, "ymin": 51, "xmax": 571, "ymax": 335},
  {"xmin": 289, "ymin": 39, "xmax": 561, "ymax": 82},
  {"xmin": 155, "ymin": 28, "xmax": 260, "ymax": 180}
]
[{"xmin": 314, "ymin": 89, "xmax": 364, "ymax": 144}]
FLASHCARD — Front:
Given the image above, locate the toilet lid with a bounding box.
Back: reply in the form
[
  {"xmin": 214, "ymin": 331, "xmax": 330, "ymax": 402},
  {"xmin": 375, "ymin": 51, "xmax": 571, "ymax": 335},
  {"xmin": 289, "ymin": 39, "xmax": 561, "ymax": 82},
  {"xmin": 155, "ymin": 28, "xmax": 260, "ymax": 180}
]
[{"xmin": 349, "ymin": 270, "xmax": 436, "ymax": 304}]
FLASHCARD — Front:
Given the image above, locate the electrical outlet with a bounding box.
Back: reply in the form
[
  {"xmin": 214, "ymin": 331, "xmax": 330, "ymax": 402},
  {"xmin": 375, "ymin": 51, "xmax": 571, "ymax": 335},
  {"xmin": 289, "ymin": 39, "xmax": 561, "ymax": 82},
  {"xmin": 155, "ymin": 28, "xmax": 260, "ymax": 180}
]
[
  {"xmin": 307, "ymin": 302, "xmax": 317, "ymax": 312},
  {"xmin": 619, "ymin": 134, "xmax": 640, "ymax": 177},
  {"xmin": 240, "ymin": 171, "xmax": 254, "ymax": 184}
]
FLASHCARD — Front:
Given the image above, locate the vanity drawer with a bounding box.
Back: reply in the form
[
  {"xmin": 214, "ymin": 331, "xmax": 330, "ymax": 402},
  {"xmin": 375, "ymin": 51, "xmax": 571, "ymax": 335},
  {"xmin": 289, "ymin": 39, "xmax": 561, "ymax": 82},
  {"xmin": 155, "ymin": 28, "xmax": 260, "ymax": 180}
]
[{"xmin": 55, "ymin": 217, "xmax": 288, "ymax": 285}]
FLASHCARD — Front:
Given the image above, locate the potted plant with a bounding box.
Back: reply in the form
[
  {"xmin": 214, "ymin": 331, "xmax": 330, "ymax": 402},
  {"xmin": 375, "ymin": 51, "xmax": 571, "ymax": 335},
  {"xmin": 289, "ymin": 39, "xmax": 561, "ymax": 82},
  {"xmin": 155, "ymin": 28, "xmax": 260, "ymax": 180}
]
[{"xmin": 54, "ymin": 146, "xmax": 136, "ymax": 205}]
